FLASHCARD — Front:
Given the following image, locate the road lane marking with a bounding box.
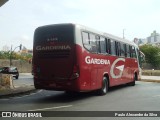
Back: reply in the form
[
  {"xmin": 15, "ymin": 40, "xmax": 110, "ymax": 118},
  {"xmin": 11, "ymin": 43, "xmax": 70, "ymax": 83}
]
[
  {"xmin": 14, "ymin": 90, "xmax": 43, "ymax": 99},
  {"xmin": 27, "ymin": 105, "xmax": 73, "ymax": 111}
]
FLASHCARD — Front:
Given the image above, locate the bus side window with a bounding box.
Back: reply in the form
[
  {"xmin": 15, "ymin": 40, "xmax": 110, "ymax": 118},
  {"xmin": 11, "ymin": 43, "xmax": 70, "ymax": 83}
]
[
  {"xmin": 131, "ymin": 46, "xmax": 137, "ymax": 58},
  {"xmin": 124, "ymin": 44, "xmax": 127, "ymax": 57},
  {"xmin": 110, "ymin": 39, "xmax": 116, "ymax": 55},
  {"xmin": 99, "ymin": 36, "xmax": 106, "ymax": 54},
  {"xmin": 107, "ymin": 39, "xmax": 111, "ymax": 54},
  {"xmin": 96, "ymin": 35, "xmax": 101, "ymax": 53},
  {"xmin": 82, "ymin": 32, "xmax": 92, "ymax": 51},
  {"xmin": 82, "ymin": 32, "xmax": 89, "ymax": 44},
  {"xmin": 115, "ymin": 41, "xmax": 121, "ymax": 56},
  {"xmin": 129, "ymin": 46, "xmax": 132, "ymax": 58},
  {"xmin": 89, "ymin": 33, "xmax": 97, "ymax": 53},
  {"xmin": 118, "ymin": 42, "xmax": 121, "ymax": 56},
  {"xmin": 120, "ymin": 43, "xmax": 125, "ymax": 57},
  {"xmin": 126, "ymin": 45, "xmax": 130, "ymax": 58}
]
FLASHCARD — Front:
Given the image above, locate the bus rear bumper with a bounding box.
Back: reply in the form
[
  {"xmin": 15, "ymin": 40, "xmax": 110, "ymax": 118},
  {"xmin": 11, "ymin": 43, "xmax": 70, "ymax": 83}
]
[{"xmin": 34, "ymin": 79, "xmax": 81, "ymax": 91}]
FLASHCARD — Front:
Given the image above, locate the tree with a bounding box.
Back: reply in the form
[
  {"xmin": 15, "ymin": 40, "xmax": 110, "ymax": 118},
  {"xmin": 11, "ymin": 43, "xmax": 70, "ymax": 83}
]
[
  {"xmin": 139, "ymin": 44, "xmax": 160, "ymax": 68},
  {"xmin": 0, "ymin": 51, "xmax": 10, "ymax": 59}
]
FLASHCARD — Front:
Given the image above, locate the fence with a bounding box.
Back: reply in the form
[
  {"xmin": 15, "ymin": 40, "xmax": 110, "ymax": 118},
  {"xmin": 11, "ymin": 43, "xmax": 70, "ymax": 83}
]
[{"xmin": 0, "ymin": 59, "xmax": 31, "ymax": 73}]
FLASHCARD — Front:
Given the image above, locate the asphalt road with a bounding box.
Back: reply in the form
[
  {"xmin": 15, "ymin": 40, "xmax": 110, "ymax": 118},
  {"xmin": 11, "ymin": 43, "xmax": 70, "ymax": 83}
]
[
  {"xmin": 0, "ymin": 81, "xmax": 160, "ymax": 120},
  {"xmin": 13, "ymin": 73, "xmax": 34, "ymax": 87}
]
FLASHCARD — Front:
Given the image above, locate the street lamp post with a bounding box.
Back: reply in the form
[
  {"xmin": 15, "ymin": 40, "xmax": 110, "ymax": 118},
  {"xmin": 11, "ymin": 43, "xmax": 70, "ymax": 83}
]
[{"xmin": 10, "ymin": 44, "xmax": 22, "ymax": 67}]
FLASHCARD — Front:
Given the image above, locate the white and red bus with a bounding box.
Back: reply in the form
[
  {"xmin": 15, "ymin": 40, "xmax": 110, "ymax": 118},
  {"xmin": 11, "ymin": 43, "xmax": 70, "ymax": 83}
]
[{"xmin": 33, "ymin": 23, "xmax": 142, "ymax": 95}]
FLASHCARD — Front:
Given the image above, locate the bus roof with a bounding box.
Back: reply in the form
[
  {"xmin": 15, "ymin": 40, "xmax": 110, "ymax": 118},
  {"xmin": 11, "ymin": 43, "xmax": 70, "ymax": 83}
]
[
  {"xmin": 74, "ymin": 23, "xmax": 138, "ymax": 47},
  {"xmin": 36, "ymin": 23, "xmax": 138, "ymax": 48}
]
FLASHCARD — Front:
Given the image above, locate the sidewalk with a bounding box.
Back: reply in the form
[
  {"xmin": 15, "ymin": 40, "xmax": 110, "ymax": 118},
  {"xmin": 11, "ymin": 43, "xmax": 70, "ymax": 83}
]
[
  {"xmin": 0, "ymin": 74, "xmax": 160, "ymax": 98},
  {"xmin": 140, "ymin": 76, "xmax": 160, "ymax": 83},
  {"xmin": 0, "ymin": 73, "xmax": 36, "ymax": 98}
]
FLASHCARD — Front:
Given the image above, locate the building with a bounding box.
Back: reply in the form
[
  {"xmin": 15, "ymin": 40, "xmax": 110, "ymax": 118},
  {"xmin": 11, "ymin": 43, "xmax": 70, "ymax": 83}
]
[
  {"xmin": 134, "ymin": 31, "xmax": 160, "ymax": 47},
  {"xmin": 20, "ymin": 46, "xmax": 33, "ymax": 55},
  {"xmin": 147, "ymin": 31, "xmax": 160, "ymax": 46},
  {"xmin": 133, "ymin": 38, "xmax": 147, "ymax": 46}
]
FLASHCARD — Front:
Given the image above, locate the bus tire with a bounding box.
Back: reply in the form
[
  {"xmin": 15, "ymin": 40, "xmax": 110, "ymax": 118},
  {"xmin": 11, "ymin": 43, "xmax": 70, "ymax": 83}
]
[
  {"xmin": 129, "ymin": 73, "xmax": 136, "ymax": 86},
  {"xmin": 97, "ymin": 77, "xmax": 108, "ymax": 95}
]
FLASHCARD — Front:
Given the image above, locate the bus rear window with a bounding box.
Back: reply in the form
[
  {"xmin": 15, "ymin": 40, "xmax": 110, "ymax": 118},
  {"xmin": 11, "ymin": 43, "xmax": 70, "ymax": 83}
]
[{"xmin": 34, "ymin": 25, "xmax": 74, "ymax": 44}]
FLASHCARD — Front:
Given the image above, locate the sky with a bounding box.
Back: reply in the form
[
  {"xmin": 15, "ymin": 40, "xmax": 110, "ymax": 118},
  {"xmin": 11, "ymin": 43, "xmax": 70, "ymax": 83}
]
[{"xmin": 0, "ymin": 0, "xmax": 160, "ymax": 50}]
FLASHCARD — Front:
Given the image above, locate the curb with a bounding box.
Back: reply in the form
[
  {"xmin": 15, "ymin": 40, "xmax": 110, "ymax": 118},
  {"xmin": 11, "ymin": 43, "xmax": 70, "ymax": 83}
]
[
  {"xmin": 19, "ymin": 73, "xmax": 32, "ymax": 76},
  {"xmin": 0, "ymin": 86, "xmax": 37, "ymax": 99},
  {"xmin": 140, "ymin": 79, "xmax": 160, "ymax": 83}
]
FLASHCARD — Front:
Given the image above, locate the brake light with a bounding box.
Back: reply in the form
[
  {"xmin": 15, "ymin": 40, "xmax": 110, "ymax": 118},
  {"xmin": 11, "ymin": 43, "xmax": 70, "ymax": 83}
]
[{"xmin": 70, "ymin": 65, "xmax": 80, "ymax": 80}]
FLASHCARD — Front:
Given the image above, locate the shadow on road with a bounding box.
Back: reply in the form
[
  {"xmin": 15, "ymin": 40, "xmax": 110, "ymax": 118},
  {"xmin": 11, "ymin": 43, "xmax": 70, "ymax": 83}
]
[{"xmin": 33, "ymin": 83, "xmax": 134, "ymax": 104}]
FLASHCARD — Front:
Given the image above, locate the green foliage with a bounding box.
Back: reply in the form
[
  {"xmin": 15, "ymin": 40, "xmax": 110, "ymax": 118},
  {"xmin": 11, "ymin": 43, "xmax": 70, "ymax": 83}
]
[
  {"xmin": 0, "ymin": 51, "xmax": 10, "ymax": 59},
  {"xmin": 139, "ymin": 44, "xmax": 160, "ymax": 68},
  {"xmin": 0, "ymin": 51, "xmax": 32, "ymax": 62}
]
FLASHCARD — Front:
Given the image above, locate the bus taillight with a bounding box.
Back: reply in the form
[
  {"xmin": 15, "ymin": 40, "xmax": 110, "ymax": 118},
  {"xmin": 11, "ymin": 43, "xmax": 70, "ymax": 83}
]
[{"xmin": 70, "ymin": 65, "xmax": 80, "ymax": 80}]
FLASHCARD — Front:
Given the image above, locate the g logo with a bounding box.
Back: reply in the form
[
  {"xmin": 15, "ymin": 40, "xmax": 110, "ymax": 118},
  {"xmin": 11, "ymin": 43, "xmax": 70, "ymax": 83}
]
[{"xmin": 110, "ymin": 58, "xmax": 125, "ymax": 79}]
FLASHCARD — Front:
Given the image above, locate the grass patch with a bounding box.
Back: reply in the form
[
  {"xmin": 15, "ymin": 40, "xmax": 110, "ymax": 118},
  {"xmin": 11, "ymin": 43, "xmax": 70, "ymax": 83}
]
[{"xmin": 142, "ymin": 70, "xmax": 160, "ymax": 76}]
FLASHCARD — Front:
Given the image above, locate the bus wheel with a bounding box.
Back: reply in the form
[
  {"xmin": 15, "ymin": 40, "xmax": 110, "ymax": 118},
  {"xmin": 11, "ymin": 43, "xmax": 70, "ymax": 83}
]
[
  {"xmin": 97, "ymin": 77, "xmax": 108, "ymax": 95},
  {"xmin": 129, "ymin": 73, "xmax": 136, "ymax": 86}
]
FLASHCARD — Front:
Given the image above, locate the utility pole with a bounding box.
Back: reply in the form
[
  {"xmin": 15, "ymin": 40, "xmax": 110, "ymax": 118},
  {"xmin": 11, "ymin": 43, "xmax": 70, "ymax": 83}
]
[
  {"xmin": 10, "ymin": 44, "xmax": 22, "ymax": 67},
  {"xmin": 123, "ymin": 29, "xmax": 126, "ymax": 39},
  {"xmin": 10, "ymin": 45, "xmax": 12, "ymax": 66}
]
